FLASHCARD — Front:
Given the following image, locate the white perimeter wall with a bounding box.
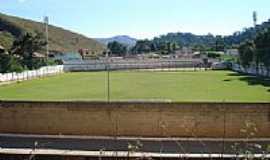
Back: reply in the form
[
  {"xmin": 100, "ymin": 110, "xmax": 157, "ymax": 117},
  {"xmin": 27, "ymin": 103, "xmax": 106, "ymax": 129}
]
[
  {"xmin": 232, "ymin": 63, "xmax": 269, "ymax": 77},
  {"xmin": 0, "ymin": 65, "xmax": 64, "ymax": 83}
]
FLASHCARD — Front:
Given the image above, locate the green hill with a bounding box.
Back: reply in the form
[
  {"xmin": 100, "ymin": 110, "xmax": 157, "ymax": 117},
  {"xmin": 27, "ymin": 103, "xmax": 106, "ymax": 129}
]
[{"xmin": 0, "ymin": 12, "xmax": 105, "ymax": 53}]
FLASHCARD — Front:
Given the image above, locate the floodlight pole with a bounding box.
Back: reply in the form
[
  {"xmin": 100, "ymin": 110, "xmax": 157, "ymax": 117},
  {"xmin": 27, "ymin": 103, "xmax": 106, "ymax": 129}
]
[
  {"xmin": 44, "ymin": 16, "xmax": 49, "ymax": 59},
  {"xmin": 106, "ymin": 51, "xmax": 110, "ymax": 102},
  {"xmin": 253, "ymin": 11, "xmax": 257, "ymax": 27},
  {"xmin": 253, "ymin": 11, "xmax": 259, "ymax": 75}
]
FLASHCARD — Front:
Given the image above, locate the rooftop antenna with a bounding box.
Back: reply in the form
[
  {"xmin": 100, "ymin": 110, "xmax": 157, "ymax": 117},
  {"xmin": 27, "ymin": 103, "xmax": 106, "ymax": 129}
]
[{"xmin": 44, "ymin": 16, "xmax": 49, "ymax": 59}]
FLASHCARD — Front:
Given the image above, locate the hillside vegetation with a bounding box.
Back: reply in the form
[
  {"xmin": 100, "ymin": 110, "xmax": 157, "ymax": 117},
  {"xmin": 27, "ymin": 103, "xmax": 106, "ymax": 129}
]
[
  {"xmin": 0, "ymin": 12, "xmax": 105, "ymax": 53},
  {"xmin": 151, "ymin": 19, "xmax": 270, "ymax": 49}
]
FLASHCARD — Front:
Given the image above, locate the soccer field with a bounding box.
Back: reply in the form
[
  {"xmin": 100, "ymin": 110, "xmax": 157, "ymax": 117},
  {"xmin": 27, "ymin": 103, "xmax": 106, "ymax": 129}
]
[{"xmin": 0, "ymin": 70, "xmax": 269, "ymax": 102}]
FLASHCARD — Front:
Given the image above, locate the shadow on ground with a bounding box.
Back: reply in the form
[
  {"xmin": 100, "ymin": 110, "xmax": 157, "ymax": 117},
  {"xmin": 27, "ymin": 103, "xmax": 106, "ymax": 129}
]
[{"xmin": 225, "ymin": 72, "xmax": 270, "ymax": 92}]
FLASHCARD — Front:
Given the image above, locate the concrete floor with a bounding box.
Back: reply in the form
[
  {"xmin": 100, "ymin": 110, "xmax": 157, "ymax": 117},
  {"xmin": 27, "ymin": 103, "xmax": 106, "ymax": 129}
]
[{"xmin": 0, "ymin": 134, "xmax": 269, "ymax": 155}]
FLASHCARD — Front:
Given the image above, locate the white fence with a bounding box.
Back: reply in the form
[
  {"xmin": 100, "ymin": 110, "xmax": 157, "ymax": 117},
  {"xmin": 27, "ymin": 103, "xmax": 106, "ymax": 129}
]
[
  {"xmin": 0, "ymin": 65, "xmax": 64, "ymax": 83},
  {"xmin": 232, "ymin": 63, "xmax": 270, "ymax": 77}
]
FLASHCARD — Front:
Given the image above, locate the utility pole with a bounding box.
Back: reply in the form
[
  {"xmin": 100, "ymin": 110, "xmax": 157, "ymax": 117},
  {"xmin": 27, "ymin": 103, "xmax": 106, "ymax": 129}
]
[{"xmin": 44, "ymin": 16, "xmax": 49, "ymax": 59}]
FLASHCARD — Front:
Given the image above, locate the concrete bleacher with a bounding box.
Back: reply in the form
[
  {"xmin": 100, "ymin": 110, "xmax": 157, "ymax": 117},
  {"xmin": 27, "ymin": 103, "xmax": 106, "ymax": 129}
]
[{"xmin": 63, "ymin": 59, "xmax": 204, "ymax": 72}]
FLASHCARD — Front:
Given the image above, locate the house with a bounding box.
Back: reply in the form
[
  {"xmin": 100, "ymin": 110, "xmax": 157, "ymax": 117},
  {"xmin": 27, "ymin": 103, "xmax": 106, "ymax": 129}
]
[
  {"xmin": 175, "ymin": 47, "xmax": 193, "ymax": 55},
  {"xmin": 78, "ymin": 48, "xmax": 97, "ymax": 59},
  {"xmin": 33, "ymin": 52, "xmax": 46, "ymax": 58},
  {"xmin": 226, "ymin": 49, "xmax": 239, "ymax": 56},
  {"xmin": 174, "ymin": 47, "xmax": 193, "ymax": 58}
]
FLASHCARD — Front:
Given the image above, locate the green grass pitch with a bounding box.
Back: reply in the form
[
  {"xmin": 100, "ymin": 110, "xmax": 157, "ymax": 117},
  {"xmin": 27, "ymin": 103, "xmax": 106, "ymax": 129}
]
[{"xmin": 0, "ymin": 70, "xmax": 269, "ymax": 102}]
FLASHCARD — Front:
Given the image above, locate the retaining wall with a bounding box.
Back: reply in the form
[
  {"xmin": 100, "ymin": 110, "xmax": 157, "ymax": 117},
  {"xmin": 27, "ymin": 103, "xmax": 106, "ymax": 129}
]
[{"xmin": 0, "ymin": 101, "xmax": 269, "ymax": 138}]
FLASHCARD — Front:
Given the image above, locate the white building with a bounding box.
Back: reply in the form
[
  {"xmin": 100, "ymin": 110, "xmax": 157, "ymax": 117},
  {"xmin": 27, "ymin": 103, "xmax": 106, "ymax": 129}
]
[{"xmin": 226, "ymin": 49, "xmax": 239, "ymax": 56}]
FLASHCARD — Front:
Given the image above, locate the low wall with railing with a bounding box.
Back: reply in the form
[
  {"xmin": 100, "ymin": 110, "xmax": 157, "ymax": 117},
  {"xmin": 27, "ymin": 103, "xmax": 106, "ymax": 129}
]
[
  {"xmin": 0, "ymin": 101, "xmax": 269, "ymax": 138},
  {"xmin": 0, "ymin": 65, "xmax": 64, "ymax": 83}
]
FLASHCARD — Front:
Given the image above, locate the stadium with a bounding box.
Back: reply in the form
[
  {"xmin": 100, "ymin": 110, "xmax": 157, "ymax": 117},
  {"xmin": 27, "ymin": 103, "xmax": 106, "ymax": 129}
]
[
  {"xmin": 0, "ymin": 3, "xmax": 270, "ymax": 160},
  {"xmin": 0, "ymin": 57, "xmax": 270, "ymax": 160}
]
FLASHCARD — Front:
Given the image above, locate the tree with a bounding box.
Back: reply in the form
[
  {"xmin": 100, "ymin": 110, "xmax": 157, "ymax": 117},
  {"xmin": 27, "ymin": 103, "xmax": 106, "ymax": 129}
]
[
  {"xmin": 215, "ymin": 35, "xmax": 225, "ymax": 51},
  {"xmin": 172, "ymin": 43, "xmax": 178, "ymax": 51},
  {"xmin": 107, "ymin": 41, "xmax": 127, "ymax": 56},
  {"xmin": 238, "ymin": 40, "xmax": 255, "ymax": 71},
  {"xmin": 150, "ymin": 43, "xmax": 157, "ymax": 52},
  {"xmin": 10, "ymin": 32, "xmax": 47, "ymax": 70},
  {"xmin": 166, "ymin": 42, "xmax": 172, "ymax": 54},
  {"xmin": 254, "ymin": 28, "xmax": 270, "ymax": 76},
  {"xmin": 0, "ymin": 53, "xmax": 23, "ymax": 73},
  {"xmin": 192, "ymin": 44, "xmax": 207, "ymax": 53},
  {"xmin": 131, "ymin": 40, "xmax": 152, "ymax": 54}
]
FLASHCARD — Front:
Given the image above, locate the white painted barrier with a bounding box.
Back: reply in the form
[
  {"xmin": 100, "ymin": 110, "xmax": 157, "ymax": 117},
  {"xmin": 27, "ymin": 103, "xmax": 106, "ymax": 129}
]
[
  {"xmin": 232, "ymin": 63, "xmax": 269, "ymax": 77},
  {"xmin": 0, "ymin": 65, "xmax": 64, "ymax": 83}
]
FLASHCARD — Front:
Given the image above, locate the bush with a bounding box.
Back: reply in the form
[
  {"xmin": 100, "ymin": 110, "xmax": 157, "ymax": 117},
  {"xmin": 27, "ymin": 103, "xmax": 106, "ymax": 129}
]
[
  {"xmin": 8, "ymin": 61, "xmax": 24, "ymax": 73},
  {"xmin": 54, "ymin": 59, "xmax": 63, "ymax": 65},
  {"xmin": 206, "ymin": 52, "xmax": 221, "ymax": 59},
  {"xmin": 220, "ymin": 54, "xmax": 238, "ymax": 63},
  {"xmin": 22, "ymin": 58, "xmax": 58, "ymax": 70}
]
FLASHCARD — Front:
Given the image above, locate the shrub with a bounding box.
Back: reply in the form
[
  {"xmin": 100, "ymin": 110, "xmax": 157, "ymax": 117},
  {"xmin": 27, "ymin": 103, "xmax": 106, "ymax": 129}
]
[{"xmin": 206, "ymin": 51, "xmax": 222, "ymax": 59}]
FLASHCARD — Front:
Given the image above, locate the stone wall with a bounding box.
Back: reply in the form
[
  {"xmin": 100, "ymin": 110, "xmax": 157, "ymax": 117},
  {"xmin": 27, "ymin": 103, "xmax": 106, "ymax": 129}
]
[{"xmin": 0, "ymin": 101, "xmax": 269, "ymax": 138}]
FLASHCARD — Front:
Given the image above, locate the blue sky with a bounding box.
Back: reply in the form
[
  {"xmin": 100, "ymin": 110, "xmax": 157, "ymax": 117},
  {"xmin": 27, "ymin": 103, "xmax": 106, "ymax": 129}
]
[{"xmin": 0, "ymin": 0, "xmax": 270, "ymax": 39}]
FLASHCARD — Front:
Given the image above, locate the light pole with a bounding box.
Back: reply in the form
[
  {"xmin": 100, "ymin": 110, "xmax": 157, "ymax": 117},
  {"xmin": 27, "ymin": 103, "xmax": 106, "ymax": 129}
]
[
  {"xmin": 253, "ymin": 11, "xmax": 257, "ymax": 27},
  {"xmin": 106, "ymin": 50, "xmax": 110, "ymax": 102},
  {"xmin": 253, "ymin": 11, "xmax": 259, "ymax": 75},
  {"xmin": 44, "ymin": 16, "xmax": 49, "ymax": 59}
]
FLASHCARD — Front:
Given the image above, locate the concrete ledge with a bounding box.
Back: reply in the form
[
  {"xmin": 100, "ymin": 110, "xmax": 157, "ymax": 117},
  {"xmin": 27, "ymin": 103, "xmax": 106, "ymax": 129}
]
[{"xmin": 1, "ymin": 148, "xmax": 270, "ymax": 159}]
